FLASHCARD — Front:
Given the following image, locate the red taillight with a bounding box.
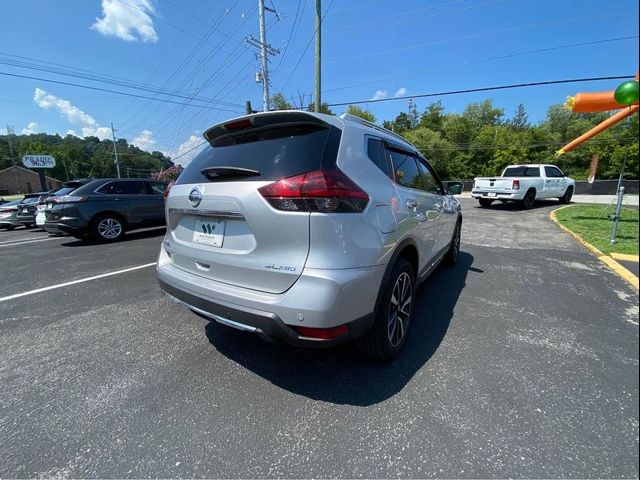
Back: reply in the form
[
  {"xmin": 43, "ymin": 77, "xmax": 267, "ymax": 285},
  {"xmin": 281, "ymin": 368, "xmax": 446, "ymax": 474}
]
[
  {"xmin": 258, "ymin": 169, "xmax": 369, "ymax": 213},
  {"xmin": 164, "ymin": 180, "xmax": 174, "ymax": 199},
  {"xmin": 512, "ymin": 179, "xmax": 520, "ymax": 190},
  {"xmin": 294, "ymin": 324, "xmax": 349, "ymax": 340}
]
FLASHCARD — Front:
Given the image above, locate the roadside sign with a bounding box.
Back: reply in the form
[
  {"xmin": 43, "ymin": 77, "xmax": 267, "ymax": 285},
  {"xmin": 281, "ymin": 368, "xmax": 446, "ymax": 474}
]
[{"xmin": 22, "ymin": 155, "xmax": 56, "ymax": 169}]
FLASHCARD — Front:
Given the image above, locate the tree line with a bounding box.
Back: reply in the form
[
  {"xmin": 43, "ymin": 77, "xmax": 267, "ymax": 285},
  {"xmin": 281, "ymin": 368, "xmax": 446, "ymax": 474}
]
[
  {"xmin": 0, "ymin": 133, "xmax": 173, "ymax": 182},
  {"xmin": 2, "ymin": 96, "xmax": 637, "ymax": 183},
  {"xmin": 271, "ymin": 93, "xmax": 639, "ymax": 181}
]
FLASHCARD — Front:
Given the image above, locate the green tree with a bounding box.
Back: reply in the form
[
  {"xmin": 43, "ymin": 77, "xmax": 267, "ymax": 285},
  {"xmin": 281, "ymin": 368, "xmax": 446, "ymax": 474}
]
[
  {"xmin": 345, "ymin": 105, "xmax": 376, "ymax": 123},
  {"xmin": 510, "ymin": 104, "xmax": 529, "ymax": 131},
  {"xmin": 271, "ymin": 92, "xmax": 294, "ymax": 110},
  {"xmin": 419, "ymin": 101, "xmax": 445, "ymax": 132}
]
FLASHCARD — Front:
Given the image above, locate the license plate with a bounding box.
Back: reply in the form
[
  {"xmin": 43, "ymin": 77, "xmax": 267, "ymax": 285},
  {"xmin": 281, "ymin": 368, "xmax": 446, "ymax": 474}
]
[
  {"xmin": 487, "ymin": 192, "xmax": 497, "ymax": 197},
  {"xmin": 192, "ymin": 218, "xmax": 225, "ymax": 247}
]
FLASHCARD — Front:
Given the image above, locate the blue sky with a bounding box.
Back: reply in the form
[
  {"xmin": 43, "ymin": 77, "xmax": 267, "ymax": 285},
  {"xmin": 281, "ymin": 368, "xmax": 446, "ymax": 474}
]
[{"xmin": 0, "ymin": 0, "xmax": 638, "ymax": 164}]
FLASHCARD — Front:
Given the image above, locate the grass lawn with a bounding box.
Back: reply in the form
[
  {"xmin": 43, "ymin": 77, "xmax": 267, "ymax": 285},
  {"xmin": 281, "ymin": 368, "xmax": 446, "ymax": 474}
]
[
  {"xmin": 0, "ymin": 194, "xmax": 25, "ymax": 202},
  {"xmin": 554, "ymin": 204, "xmax": 639, "ymax": 255}
]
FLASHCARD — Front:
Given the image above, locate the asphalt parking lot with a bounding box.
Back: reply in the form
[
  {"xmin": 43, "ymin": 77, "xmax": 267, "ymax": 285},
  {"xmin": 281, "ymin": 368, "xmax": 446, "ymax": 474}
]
[{"xmin": 1, "ymin": 198, "xmax": 638, "ymax": 478}]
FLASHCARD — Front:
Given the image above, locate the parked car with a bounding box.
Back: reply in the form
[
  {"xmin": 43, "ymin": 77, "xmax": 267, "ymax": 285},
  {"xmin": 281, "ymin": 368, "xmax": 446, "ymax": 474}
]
[
  {"xmin": 44, "ymin": 178, "xmax": 167, "ymax": 241},
  {"xmin": 0, "ymin": 199, "xmax": 25, "ymax": 230},
  {"xmin": 16, "ymin": 192, "xmax": 54, "ymax": 228},
  {"xmin": 35, "ymin": 179, "xmax": 94, "ymax": 229},
  {"xmin": 471, "ymin": 164, "xmax": 576, "ymax": 209},
  {"xmin": 157, "ymin": 111, "xmax": 463, "ymax": 360}
]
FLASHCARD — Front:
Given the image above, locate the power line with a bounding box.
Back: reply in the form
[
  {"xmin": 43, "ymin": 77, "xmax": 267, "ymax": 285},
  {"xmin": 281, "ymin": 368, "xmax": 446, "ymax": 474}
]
[
  {"xmin": 325, "ymin": 75, "xmax": 633, "ymax": 107},
  {"xmin": 0, "ymin": 71, "xmax": 244, "ymax": 113}
]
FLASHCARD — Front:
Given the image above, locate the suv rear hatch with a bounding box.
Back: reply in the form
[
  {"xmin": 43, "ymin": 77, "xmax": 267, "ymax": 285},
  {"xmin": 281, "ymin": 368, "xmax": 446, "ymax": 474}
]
[{"xmin": 165, "ymin": 112, "xmax": 349, "ymax": 294}]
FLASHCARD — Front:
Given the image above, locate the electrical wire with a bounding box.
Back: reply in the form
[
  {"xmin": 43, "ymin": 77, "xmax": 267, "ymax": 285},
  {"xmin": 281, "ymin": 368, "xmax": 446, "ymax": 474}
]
[{"xmin": 324, "ymin": 75, "xmax": 633, "ymax": 107}]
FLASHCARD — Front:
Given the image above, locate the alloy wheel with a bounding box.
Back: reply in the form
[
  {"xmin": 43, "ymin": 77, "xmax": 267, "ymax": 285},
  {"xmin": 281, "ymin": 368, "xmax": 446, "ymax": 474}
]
[
  {"xmin": 97, "ymin": 218, "xmax": 122, "ymax": 239},
  {"xmin": 388, "ymin": 272, "xmax": 412, "ymax": 347}
]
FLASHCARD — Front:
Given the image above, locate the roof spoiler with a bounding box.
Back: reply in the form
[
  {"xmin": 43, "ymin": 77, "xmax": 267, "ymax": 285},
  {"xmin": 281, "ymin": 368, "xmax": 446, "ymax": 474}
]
[{"xmin": 203, "ymin": 111, "xmax": 332, "ymax": 145}]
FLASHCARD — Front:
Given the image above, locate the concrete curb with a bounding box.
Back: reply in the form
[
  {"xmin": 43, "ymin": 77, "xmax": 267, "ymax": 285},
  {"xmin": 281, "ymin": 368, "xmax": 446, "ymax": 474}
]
[
  {"xmin": 550, "ymin": 206, "xmax": 639, "ymax": 291},
  {"xmin": 611, "ymin": 253, "xmax": 640, "ymax": 263}
]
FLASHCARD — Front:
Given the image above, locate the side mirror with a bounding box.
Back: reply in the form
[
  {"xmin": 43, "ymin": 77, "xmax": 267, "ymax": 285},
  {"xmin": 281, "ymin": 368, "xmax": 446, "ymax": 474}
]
[{"xmin": 446, "ymin": 181, "xmax": 463, "ymax": 195}]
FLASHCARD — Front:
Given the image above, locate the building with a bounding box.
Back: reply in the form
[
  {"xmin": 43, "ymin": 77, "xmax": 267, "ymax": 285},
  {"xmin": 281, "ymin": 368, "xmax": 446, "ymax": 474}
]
[{"xmin": 0, "ymin": 165, "xmax": 63, "ymax": 195}]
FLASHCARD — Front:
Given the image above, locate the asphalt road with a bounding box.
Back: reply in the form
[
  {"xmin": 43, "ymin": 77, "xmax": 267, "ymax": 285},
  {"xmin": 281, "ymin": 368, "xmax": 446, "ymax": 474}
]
[{"xmin": 1, "ymin": 198, "xmax": 638, "ymax": 478}]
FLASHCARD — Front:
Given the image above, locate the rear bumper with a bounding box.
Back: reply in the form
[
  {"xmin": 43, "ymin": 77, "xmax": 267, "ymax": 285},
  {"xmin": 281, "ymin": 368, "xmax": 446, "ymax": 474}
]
[
  {"xmin": 471, "ymin": 190, "xmax": 524, "ymax": 200},
  {"xmin": 43, "ymin": 221, "xmax": 84, "ymax": 236},
  {"xmin": 156, "ymin": 245, "xmax": 383, "ymax": 347}
]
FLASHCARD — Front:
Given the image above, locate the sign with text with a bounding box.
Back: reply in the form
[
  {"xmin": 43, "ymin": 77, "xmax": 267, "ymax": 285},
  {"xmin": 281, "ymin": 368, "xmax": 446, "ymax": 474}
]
[{"xmin": 22, "ymin": 155, "xmax": 56, "ymax": 169}]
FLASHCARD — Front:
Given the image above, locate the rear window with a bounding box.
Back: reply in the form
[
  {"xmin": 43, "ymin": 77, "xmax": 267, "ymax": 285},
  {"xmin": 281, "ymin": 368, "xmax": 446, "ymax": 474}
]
[
  {"xmin": 502, "ymin": 166, "xmax": 540, "ymax": 177},
  {"xmin": 176, "ymin": 124, "xmax": 341, "ymax": 184},
  {"xmin": 53, "ymin": 187, "xmax": 75, "ymax": 196}
]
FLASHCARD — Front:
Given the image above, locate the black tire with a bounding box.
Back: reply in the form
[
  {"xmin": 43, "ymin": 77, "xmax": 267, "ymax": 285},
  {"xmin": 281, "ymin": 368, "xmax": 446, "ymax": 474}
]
[
  {"xmin": 91, "ymin": 213, "xmax": 125, "ymax": 242},
  {"xmin": 521, "ymin": 189, "xmax": 536, "ymax": 209},
  {"xmin": 4, "ymin": 225, "xmax": 15, "ymax": 231},
  {"xmin": 444, "ymin": 220, "xmax": 461, "ymax": 267},
  {"xmin": 357, "ymin": 258, "xmax": 415, "ymax": 361},
  {"xmin": 559, "ymin": 186, "xmax": 574, "ymax": 204},
  {"xmin": 478, "ymin": 198, "xmax": 494, "ymax": 208}
]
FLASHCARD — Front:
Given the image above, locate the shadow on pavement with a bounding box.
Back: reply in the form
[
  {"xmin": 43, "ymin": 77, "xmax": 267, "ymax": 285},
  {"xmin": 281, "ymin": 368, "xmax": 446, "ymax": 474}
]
[
  {"xmin": 205, "ymin": 251, "xmax": 475, "ymax": 406},
  {"xmin": 60, "ymin": 227, "xmax": 166, "ymax": 247}
]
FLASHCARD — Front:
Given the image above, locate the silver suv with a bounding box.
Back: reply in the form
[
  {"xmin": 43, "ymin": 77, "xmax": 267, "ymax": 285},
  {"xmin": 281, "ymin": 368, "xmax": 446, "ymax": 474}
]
[{"xmin": 157, "ymin": 111, "xmax": 463, "ymax": 360}]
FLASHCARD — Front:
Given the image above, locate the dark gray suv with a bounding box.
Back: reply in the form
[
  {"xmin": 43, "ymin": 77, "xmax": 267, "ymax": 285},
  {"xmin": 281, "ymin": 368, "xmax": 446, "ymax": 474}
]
[{"xmin": 44, "ymin": 178, "xmax": 167, "ymax": 241}]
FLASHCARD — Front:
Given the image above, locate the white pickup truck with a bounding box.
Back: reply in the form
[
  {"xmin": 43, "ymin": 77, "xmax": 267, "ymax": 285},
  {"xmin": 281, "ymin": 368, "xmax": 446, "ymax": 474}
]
[{"xmin": 472, "ymin": 164, "xmax": 575, "ymax": 209}]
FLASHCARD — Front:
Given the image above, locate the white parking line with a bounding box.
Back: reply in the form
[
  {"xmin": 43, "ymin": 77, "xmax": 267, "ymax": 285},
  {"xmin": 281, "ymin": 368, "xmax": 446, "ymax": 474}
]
[
  {"xmin": 0, "ymin": 237, "xmax": 60, "ymax": 248},
  {"xmin": 0, "ymin": 262, "xmax": 158, "ymax": 303}
]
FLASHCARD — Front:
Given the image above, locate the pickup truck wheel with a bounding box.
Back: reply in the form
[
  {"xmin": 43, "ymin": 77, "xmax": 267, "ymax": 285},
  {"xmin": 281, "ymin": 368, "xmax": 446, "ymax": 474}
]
[
  {"xmin": 478, "ymin": 198, "xmax": 494, "ymax": 208},
  {"xmin": 521, "ymin": 189, "xmax": 536, "ymax": 209},
  {"xmin": 357, "ymin": 258, "xmax": 414, "ymax": 361},
  {"xmin": 91, "ymin": 214, "xmax": 125, "ymax": 242},
  {"xmin": 559, "ymin": 186, "xmax": 574, "ymax": 204}
]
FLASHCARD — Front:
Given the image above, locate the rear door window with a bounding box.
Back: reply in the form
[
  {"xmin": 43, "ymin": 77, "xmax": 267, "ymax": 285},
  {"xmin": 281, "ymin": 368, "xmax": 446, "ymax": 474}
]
[
  {"xmin": 389, "ymin": 150, "xmax": 424, "ymax": 191},
  {"xmin": 147, "ymin": 182, "xmax": 167, "ymax": 194},
  {"xmin": 544, "ymin": 166, "xmax": 564, "ymax": 178},
  {"xmin": 98, "ymin": 181, "xmax": 149, "ymax": 195},
  {"xmin": 176, "ymin": 124, "xmax": 341, "ymax": 184}
]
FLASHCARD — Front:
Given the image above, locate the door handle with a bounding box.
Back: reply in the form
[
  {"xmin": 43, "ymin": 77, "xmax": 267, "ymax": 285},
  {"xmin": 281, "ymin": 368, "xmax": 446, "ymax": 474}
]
[{"xmin": 406, "ymin": 199, "xmax": 418, "ymax": 210}]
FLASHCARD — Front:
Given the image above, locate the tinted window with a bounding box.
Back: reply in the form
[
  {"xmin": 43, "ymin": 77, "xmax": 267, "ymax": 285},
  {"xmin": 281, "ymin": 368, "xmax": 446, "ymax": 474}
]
[
  {"xmin": 53, "ymin": 187, "xmax": 75, "ymax": 196},
  {"xmin": 503, "ymin": 166, "xmax": 540, "ymax": 177},
  {"xmin": 366, "ymin": 138, "xmax": 390, "ymax": 176},
  {"xmin": 389, "ymin": 150, "xmax": 424, "ymax": 190},
  {"xmin": 20, "ymin": 197, "xmax": 39, "ymax": 205},
  {"xmin": 177, "ymin": 125, "xmax": 340, "ymax": 184},
  {"xmin": 98, "ymin": 181, "xmax": 149, "ymax": 195},
  {"xmin": 148, "ymin": 182, "xmax": 167, "ymax": 194},
  {"xmin": 545, "ymin": 166, "xmax": 564, "ymax": 178},
  {"xmin": 416, "ymin": 159, "xmax": 443, "ymax": 194}
]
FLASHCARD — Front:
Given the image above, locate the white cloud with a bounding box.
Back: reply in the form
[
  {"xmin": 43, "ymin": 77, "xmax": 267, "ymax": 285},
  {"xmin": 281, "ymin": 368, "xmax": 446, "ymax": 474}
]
[
  {"xmin": 91, "ymin": 0, "xmax": 158, "ymax": 43},
  {"xmin": 21, "ymin": 122, "xmax": 39, "ymax": 135},
  {"xmin": 33, "ymin": 88, "xmax": 111, "ymax": 140},
  {"xmin": 371, "ymin": 90, "xmax": 387, "ymax": 101},
  {"xmin": 168, "ymin": 134, "xmax": 206, "ymax": 166},
  {"xmin": 66, "ymin": 129, "xmax": 78, "ymax": 137},
  {"xmin": 394, "ymin": 87, "xmax": 407, "ymax": 97},
  {"xmin": 132, "ymin": 129, "xmax": 157, "ymax": 152}
]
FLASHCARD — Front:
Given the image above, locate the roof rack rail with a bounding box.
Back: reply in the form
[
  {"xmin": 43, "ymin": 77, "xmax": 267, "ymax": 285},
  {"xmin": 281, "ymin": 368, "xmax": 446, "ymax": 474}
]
[{"xmin": 339, "ymin": 113, "xmax": 413, "ymax": 147}]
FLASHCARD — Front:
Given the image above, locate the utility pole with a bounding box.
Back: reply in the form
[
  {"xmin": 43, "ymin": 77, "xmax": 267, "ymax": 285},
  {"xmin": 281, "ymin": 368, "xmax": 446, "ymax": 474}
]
[
  {"xmin": 6, "ymin": 125, "xmax": 20, "ymax": 193},
  {"xmin": 246, "ymin": 1, "xmax": 279, "ymax": 112},
  {"xmin": 111, "ymin": 122, "xmax": 121, "ymax": 178},
  {"xmin": 314, "ymin": 0, "xmax": 321, "ymax": 113}
]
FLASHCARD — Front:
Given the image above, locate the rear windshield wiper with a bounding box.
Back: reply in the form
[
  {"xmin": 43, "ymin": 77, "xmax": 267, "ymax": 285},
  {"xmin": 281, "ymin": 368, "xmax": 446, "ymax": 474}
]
[{"xmin": 200, "ymin": 166, "xmax": 260, "ymax": 180}]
